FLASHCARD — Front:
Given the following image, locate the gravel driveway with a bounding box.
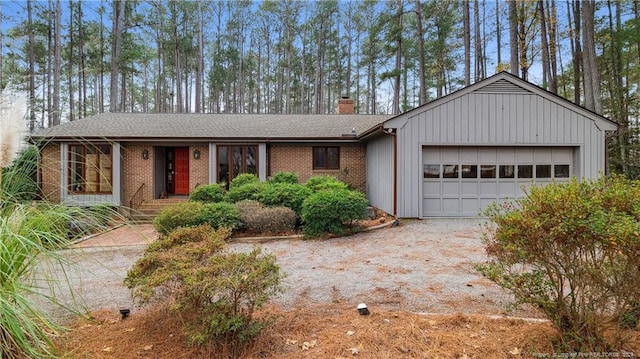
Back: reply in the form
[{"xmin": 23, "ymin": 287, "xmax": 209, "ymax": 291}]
[{"xmin": 38, "ymin": 219, "xmax": 535, "ymax": 322}]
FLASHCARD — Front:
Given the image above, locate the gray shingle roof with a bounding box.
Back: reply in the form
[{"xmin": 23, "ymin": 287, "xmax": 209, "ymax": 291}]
[{"xmin": 31, "ymin": 113, "xmax": 391, "ymax": 141}]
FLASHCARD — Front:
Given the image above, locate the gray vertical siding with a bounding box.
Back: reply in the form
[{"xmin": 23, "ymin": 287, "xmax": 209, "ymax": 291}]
[
  {"xmin": 366, "ymin": 135, "xmax": 394, "ymax": 215},
  {"xmin": 387, "ymin": 90, "xmax": 614, "ymax": 218}
]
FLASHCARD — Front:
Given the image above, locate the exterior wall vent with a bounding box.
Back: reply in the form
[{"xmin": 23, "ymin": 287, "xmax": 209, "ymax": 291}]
[{"xmin": 473, "ymin": 79, "xmax": 532, "ymax": 94}]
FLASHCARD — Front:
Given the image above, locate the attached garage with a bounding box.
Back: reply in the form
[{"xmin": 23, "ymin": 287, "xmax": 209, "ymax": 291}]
[{"xmin": 364, "ymin": 72, "xmax": 618, "ymax": 218}]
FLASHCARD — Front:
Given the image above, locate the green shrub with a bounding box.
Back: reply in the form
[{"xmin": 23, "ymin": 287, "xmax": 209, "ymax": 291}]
[
  {"xmin": 301, "ymin": 189, "xmax": 368, "ymax": 237},
  {"xmin": 195, "ymin": 202, "xmax": 241, "ymax": 230},
  {"xmin": 235, "ymin": 200, "xmax": 297, "ymax": 235},
  {"xmin": 125, "ymin": 225, "xmax": 281, "ymax": 357},
  {"xmin": 189, "ymin": 183, "xmax": 226, "ymax": 203},
  {"xmin": 152, "ymin": 202, "xmax": 204, "ymax": 235},
  {"xmin": 268, "ymin": 171, "xmax": 299, "ymax": 184},
  {"xmin": 225, "ymin": 182, "xmax": 265, "ymax": 203},
  {"xmin": 304, "ymin": 175, "xmax": 349, "ymax": 192},
  {"xmin": 230, "ymin": 173, "xmax": 259, "ymax": 189},
  {"xmin": 478, "ymin": 175, "xmax": 640, "ymax": 352},
  {"xmin": 255, "ymin": 182, "xmax": 311, "ymax": 216}
]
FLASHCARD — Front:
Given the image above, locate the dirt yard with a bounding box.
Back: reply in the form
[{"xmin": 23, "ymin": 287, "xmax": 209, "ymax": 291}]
[{"xmin": 43, "ymin": 219, "xmax": 639, "ymax": 358}]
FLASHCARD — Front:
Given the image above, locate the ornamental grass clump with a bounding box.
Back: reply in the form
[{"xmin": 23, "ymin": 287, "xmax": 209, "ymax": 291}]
[
  {"xmin": 0, "ymin": 87, "xmax": 84, "ymax": 358},
  {"xmin": 478, "ymin": 175, "xmax": 640, "ymax": 352}
]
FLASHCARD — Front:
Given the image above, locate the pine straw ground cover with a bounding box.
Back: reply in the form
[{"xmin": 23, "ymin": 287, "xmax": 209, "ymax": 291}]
[{"xmin": 54, "ymin": 302, "xmax": 639, "ymax": 359}]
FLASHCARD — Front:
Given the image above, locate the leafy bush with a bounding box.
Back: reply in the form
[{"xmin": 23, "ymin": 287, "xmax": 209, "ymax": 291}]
[
  {"xmin": 304, "ymin": 175, "xmax": 349, "ymax": 192},
  {"xmin": 189, "ymin": 183, "xmax": 226, "ymax": 203},
  {"xmin": 255, "ymin": 182, "xmax": 311, "ymax": 216},
  {"xmin": 235, "ymin": 200, "xmax": 297, "ymax": 235},
  {"xmin": 225, "ymin": 182, "xmax": 265, "ymax": 203},
  {"xmin": 195, "ymin": 202, "xmax": 241, "ymax": 230},
  {"xmin": 301, "ymin": 189, "xmax": 368, "ymax": 237},
  {"xmin": 268, "ymin": 171, "xmax": 299, "ymax": 184},
  {"xmin": 125, "ymin": 225, "xmax": 282, "ymax": 357},
  {"xmin": 478, "ymin": 175, "xmax": 640, "ymax": 352},
  {"xmin": 230, "ymin": 173, "xmax": 259, "ymax": 189},
  {"xmin": 152, "ymin": 202, "xmax": 204, "ymax": 235}
]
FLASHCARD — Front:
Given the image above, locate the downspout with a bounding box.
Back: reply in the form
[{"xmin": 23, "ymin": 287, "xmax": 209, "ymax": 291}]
[{"xmin": 383, "ymin": 129, "xmax": 398, "ymax": 217}]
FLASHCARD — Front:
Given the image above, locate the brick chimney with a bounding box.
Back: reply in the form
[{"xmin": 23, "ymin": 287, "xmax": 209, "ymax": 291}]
[{"xmin": 337, "ymin": 96, "xmax": 355, "ymax": 114}]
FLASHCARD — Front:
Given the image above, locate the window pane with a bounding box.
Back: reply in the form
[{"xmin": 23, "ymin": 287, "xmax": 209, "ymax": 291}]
[
  {"xmin": 461, "ymin": 165, "xmax": 477, "ymax": 178},
  {"xmin": 246, "ymin": 146, "xmax": 257, "ymax": 174},
  {"xmin": 313, "ymin": 147, "xmax": 325, "ymax": 169},
  {"xmin": 423, "ymin": 164, "xmax": 440, "ymax": 178},
  {"xmin": 232, "ymin": 146, "xmax": 243, "ymax": 179},
  {"xmin": 536, "ymin": 165, "xmax": 552, "ymax": 178},
  {"xmin": 99, "ymin": 152, "xmax": 113, "ymax": 192},
  {"xmin": 86, "ymin": 150, "xmax": 99, "ymax": 192},
  {"xmin": 218, "ymin": 146, "xmax": 229, "ymax": 184},
  {"xmin": 518, "ymin": 165, "xmax": 533, "ymax": 178},
  {"xmin": 443, "ymin": 165, "xmax": 458, "ymax": 178},
  {"xmin": 480, "ymin": 165, "xmax": 496, "ymax": 178},
  {"xmin": 554, "ymin": 164, "xmax": 570, "ymax": 178},
  {"xmin": 327, "ymin": 147, "xmax": 340, "ymax": 169},
  {"xmin": 499, "ymin": 165, "xmax": 515, "ymax": 178},
  {"xmin": 69, "ymin": 146, "xmax": 84, "ymax": 192}
]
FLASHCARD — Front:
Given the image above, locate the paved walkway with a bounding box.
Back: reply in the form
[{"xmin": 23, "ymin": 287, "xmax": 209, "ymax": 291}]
[{"xmin": 73, "ymin": 224, "xmax": 158, "ymax": 248}]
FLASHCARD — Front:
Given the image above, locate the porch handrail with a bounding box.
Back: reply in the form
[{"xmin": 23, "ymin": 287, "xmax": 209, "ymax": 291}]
[{"xmin": 128, "ymin": 183, "xmax": 145, "ymax": 218}]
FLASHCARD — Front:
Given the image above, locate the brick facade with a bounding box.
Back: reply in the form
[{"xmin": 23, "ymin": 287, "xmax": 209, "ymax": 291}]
[
  {"xmin": 39, "ymin": 142, "xmax": 365, "ymax": 205},
  {"xmin": 40, "ymin": 144, "xmax": 61, "ymax": 202},
  {"xmin": 269, "ymin": 144, "xmax": 367, "ymax": 192},
  {"xmin": 121, "ymin": 144, "xmax": 154, "ymax": 205},
  {"xmin": 189, "ymin": 145, "xmax": 209, "ymax": 190}
]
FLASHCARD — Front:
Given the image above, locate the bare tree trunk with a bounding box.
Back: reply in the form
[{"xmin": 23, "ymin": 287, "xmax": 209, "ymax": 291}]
[
  {"xmin": 538, "ymin": 0, "xmax": 551, "ymax": 90},
  {"xmin": 110, "ymin": 0, "xmax": 125, "ymax": 112},
  {"xmin": 496, "ymin": 0, "xmax": 501, "ymax": 66},
  {"xmin": 508, "ymin": 0, "xmax": 519, "ymax": 75},
  {"xmin": 517, "ymin": 3, "xmax": 528, "ymax": 80},
  {"xmin": 195, "ymin": 1, "xmax": 203, "ymax": 113},
  {"xmin": 571, "ymin": 0, "xmax": 582, "ymax": 106},
  {"xmin": 46, "ymin": 0, "xmax": 53, "ymax": 121},
  {"xmin": 78, "ymin": 1, "xmax": 86, "ymax": 118},
  {"xmin": 415, "ymin": 0, "xmax": 427, "ymax": 103},
  {"xmin": 27, "ymin": 0, "xmax": 36, "ymax": 131},
  {"xmin": 581, "ymin": 0, "xmax": 601, "ymax": 113},
  {"xmin": 68, "ymin": 0, "xmax": 75, "ymax": 120},
  {"xmin": 547, "ymin": 0, "xmax": 558, "ymax": 93},
  {"xmin": 52, "ymin": 0, "xmax": 61, "ymax": 126},
  {"xmin": 463, "ymin": 0, "xmax": 471, "ymax": 85},
  {"xmin": 392, "ymin": 0, "xmax": 403, "ymax": 115},
  {"xmin": 474, "ymin": 0, "xmax": 483, "ymax": 81}
]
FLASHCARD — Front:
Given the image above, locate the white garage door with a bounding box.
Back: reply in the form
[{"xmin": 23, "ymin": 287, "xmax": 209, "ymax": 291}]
[{"xmin": 422, "ymin": 147, "xmax": 574, "ymax": 217}]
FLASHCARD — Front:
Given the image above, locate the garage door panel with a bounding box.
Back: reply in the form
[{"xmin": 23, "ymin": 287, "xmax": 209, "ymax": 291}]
[
  {"xmin": 424, "ymin": 198, "xmax": 441, "ymax": 213},
  {"xmin": 461, "ymin": 198, "xmax": 479, "ymax": 213},
  {"xmin": 480, "ymin": 182, "xmax": 497, "ymax": 196},
  {"xmin": 461, "ymin": 182, "xmax": 478, "ymax": 196},
  {"xmin": 478, "ymin": 148, "xmax": 497, "ymax": 162},
  {"xmin": 498, "ymin": 182, "xmax": 517, "ymax": 196},
  {"xmin": 442, "ymin": 182, "xmax": 460, "ymax": 196},
  {"xmin": 441, "ymin": 148, "xmax": 459, "ymax": 162},
  {"xmin": 423, "ymin": 182, "xmax": 441, "ymax": 196},
  {"xmin": 497, "ymin": 148, "xmax": 516, "ymax": 162},
  {"xmin": 516, "ymin": 148, "xmax": 534, "ymax": 162},
  {"xmin": 423, "ymin": 147, "xmax": 440, "ymax": 162},
  {"xmin": 442, "ymin": 198, "xmax": 460, "ymax": 212}
]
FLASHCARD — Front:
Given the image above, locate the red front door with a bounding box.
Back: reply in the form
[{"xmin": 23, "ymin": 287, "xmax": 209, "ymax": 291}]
[{"xmin": 174, "ymin": 147, "xmax": 190, "ymax": 195}]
